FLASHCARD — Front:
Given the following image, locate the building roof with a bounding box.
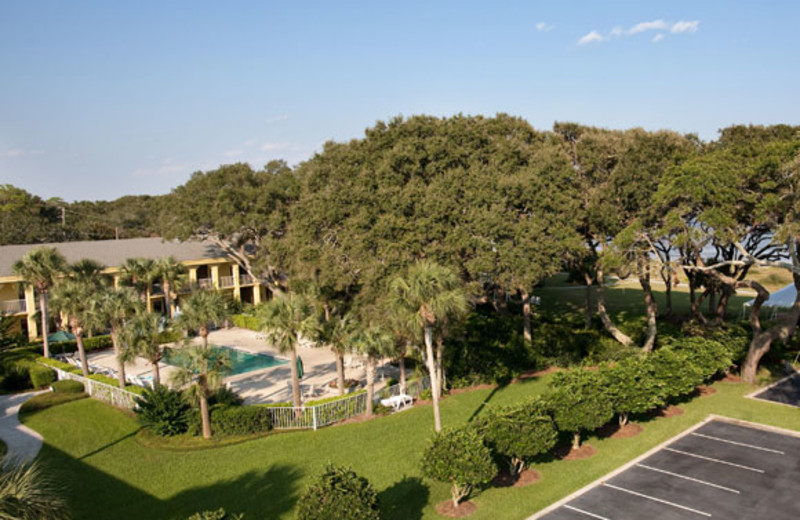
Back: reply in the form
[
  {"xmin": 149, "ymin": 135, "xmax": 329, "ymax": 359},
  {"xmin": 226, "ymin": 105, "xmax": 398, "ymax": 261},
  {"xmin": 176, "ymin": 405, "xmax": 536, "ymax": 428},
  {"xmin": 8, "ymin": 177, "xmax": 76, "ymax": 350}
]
[{"xmin": 0, "ymin": 237, "xmax": 227, "ymax": 277}]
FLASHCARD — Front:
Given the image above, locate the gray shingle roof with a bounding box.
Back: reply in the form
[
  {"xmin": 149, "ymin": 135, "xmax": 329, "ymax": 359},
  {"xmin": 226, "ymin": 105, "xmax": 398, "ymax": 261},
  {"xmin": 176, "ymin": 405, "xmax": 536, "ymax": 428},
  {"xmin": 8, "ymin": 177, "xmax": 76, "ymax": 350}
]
[{"xmin": 0, "ymin": 238, "xmax": 226, "ymax": 277}]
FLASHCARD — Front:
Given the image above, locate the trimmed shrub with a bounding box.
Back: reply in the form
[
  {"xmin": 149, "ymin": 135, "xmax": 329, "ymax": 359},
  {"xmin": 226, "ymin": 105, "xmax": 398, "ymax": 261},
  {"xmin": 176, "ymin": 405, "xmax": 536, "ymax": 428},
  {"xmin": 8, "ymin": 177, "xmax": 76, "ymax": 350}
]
[
  {"xmin": 666, "ymin": 337, "xmax": 732, "ymax": 383},
  {"xmin": 421, "ymin": 427, "xmax": 497, "ymax": 508},
  {"xmin": 19, "ymin": 392, "xmax": 87, "ymax": 414},
  {"xmin": 209, "ymin": 387, "xmax": 244, "ymax": 407},
  {"xmin": 600, "ymin": 357, "xmax": 664, "ymax": 425},
  {"xmin": 134, "ymin": 386, "xmax": 191, "ymax": 436},
  {"xmin": 47, "ymin": 335, "xmax": 114, "ymax": 356},
  {"xmin": 28, "ymin": 365, "xmax": 56, "ymax": 389},
  {"xmin": 648, "ymin": 348, "xmax": 702, "ymax": 402},
  {"xmin": 36, "ymin": 357, "xmax": 73, "ymax": 372},
  {"xmin": 231, "ymin": 314, "xmax": 260, "ymax": 331},
  {"xmin": 210, "ymin": 405, "xmax": 272, "ymax": 435},
  {"xmin": 549, "ymin": 368, "xmax": 614, "ymax": 450},
  {"xmin": 50, "ymin": 380, "xmax": 85, "ymax": 393},
  {"xmin": 475, "ymin": 397, "xmax": 558, "ymax": 475},
  {"xmin": 186, "ymin": 509, "xmax": 243, "ymax": 520},
  {"xmin": 296, "ymin": 464, "xmax": 380, "ymax": 520}
]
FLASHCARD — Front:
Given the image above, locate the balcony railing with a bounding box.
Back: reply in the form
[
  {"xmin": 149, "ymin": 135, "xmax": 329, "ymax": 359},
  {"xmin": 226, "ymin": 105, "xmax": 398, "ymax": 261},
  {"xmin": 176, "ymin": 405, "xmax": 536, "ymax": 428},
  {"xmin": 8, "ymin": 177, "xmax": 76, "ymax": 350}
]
[
  {"xmin": 219, "ymin": 276, "xmax": 235, "ymax": 288},
  {"xmin": 239, "ymin": 274, "xmax": 255, "ymax": 285},
  {"xmin": 0, "ymin": 299, "xmax": 27, "ymax": 315},
  {"xmin": 197, "ymin": 278, "xmax": 213, "ymax": 289}
]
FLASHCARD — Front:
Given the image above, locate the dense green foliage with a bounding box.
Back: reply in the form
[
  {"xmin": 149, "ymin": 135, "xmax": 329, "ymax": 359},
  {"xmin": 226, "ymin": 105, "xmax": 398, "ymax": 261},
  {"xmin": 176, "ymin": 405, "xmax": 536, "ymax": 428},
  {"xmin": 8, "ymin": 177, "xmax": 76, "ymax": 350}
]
[
  {"xmin": 549, "ymin": 369, "xmax": 614, "ymax": 448},
  {"xmin": 475, "ymin": 398, "xmax": 558, "ymax": 475},
  {"xmin": 188, "ymin": 405, "xmax": 272, "ymax": 436},
  {"xmin": 134, "ymin": 386, "xmax": 191, "ymax": 436},
  {"xmin": 600, "ymin": 357, "xmax": 663, "ymax": 425},
  {"xmin": 186, "ymin": 509, "xmax": 243, "ymax": 520},
  {"xmin": 420, "ymin": 427, "xmax": 497, "ymax": 506},
  {"xmin": 50, "ymin": 380, "xmax": 85, "ymax": 393},
  {"xmin": 0, "ymin": 460, "xmax": 71, "ymax": 519},
  {"xmin": 296, "ymin": 464, "xmax": 381, "ymax": 520},
  {"xmin": 28, "ymin": 364, "xmax": 56, "ymax": 388}
]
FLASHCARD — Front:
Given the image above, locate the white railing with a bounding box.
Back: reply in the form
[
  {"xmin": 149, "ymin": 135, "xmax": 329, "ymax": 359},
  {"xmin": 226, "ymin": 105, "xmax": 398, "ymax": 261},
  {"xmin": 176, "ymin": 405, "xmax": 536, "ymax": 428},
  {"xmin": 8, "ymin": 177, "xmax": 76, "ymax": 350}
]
[
  {"xmin": 50, "ymin": 367, "xmax": 140, "ymax": 409},
  {"xmin": 264, "ymin": 391, "xmax": 368, "ymax": 430},
  {"xmin": 239, "ymin": 274, "xmax": 254, "ymax": 285},
  {"xmin": 376, "ymin": 376, "xmax": 431, "ymax": 401},
  {"xmin": 0, "ymin": 299, "xmax": 26, "ymax": 315},
  {"xmin": 197, "ymin": 278, "xmax": 213, "ymax": 289},
  {"xmin": 219, "ymin": 275, "xmax": 235, "ymax": 288}
]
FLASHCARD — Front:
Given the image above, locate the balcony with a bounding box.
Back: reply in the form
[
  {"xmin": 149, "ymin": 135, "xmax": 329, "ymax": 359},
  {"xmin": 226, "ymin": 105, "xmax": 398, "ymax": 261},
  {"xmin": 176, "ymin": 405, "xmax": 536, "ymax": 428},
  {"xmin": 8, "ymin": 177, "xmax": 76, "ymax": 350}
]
[
  {"xmin": 239, "ymin": 274, "xmax": 255, "ymax": 285},
  {"xmin": 197, "ymin": 278, "xmax": 213, "ymax": 289},
  {"xmin": 219, "ymin": 276, "xmax": 235, "ymax": 288},
  {"xmin": 0, "ymin": 299, "xmax": 27, "ymax": 315}
]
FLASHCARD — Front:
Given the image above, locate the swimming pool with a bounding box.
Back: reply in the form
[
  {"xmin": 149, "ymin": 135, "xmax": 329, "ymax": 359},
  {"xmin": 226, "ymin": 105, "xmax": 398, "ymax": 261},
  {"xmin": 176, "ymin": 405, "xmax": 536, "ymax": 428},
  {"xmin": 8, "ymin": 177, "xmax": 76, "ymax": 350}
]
[{"xmin": 163, "ymin": 345, "xmax": 287, "ymax": 375}]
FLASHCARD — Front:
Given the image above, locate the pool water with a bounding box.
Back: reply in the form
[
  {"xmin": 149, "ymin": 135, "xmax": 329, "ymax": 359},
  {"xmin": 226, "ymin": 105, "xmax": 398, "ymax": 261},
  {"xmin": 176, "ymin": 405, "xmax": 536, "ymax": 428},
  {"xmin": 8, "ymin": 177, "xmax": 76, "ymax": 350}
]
[{"xmin": 164, "ymin": 345, "xmax": 287, "ymax": 375}]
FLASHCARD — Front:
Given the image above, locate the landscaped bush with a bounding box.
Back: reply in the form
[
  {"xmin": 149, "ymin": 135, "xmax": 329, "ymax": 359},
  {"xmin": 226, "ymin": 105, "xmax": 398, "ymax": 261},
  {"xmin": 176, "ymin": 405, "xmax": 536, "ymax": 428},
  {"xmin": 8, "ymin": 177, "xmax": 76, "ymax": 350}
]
[
  {"xmin": 665, "ymin": 337, "xmax": 733, "ymax": 383},
  {"xmin": 50, "ymin": 380, "xmax": 85, "ymax": 393},
  {"xmin": 46, "ymin": 335, "xmax": 113, "ymax": 356},
  {"xmin": 134, "ymin": 386, "xmax": 191, "ymax": 436},
  {"xmin": 36, "ymin": 357, "xmax": 75, "ymax": 372},
  {"xmin": 28, "ymin": 365, "xmax": 56, "ymax": 388},
  {"xmin": 296, "ymin": 464, "xmax": 380, "ymax": 520},
  {"xmin": 209, "ymin": 405, "xmax": 272, "ymax": 435},
  {"xmin": 648, "ymin": 348, "xmax": 702, "ymax": 402},
  {"xmin": 475, "ymin": 397, "xmax": 558, "ymax": 475},
  {"xmin": 421, "ymin": 427, "xmax": 497, "ymax": 508},
  {"xmin": 209, "ymin": 386, "xmax": 244, "ymax": 407},
  {"xmin": 549, "ymin": 368, "xmax": 614, "ymax": 450},
  {"xmin": 19, "ymin": 391, "xmax": 87, "ymax": 414},
  {"xmin": 231, "ymin": 314, "xmax": 260, "ymax": 331},
  {"xmin": 0, "ymin": 348, "xmax": 38, "ymax": 391},
  {"xmin": 305, "ymin": 389, "xmax": 365, "ymax": 407},
  {"xmin": 186, "ymin": 508, "xmax": 243, "ymax": 520},
  {"xmin": 600, "ymin": 357, "xmax": 664, "ymax": 426}
]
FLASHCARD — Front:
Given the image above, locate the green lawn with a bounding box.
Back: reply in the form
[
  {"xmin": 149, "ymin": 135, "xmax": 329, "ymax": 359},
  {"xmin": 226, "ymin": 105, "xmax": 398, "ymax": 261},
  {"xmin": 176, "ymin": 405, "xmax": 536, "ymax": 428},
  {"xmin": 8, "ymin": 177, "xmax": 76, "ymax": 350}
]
[{"xmin": 23, "ymin": 375, "xmax": 800, "ymax": 520}]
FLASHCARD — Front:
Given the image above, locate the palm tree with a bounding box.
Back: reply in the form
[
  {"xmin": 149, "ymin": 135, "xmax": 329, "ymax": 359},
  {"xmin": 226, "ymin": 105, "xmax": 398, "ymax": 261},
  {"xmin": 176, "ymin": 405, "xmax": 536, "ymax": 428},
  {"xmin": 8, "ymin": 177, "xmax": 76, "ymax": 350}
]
[
  {"xmin": 0, "ymin": 459, "xmax": 70, "ymax": 520},
  {"xmin": 96, "ymin": 287, "xmax": 142, "ymax": 388},
  {"xmin": 258, "ymin": 293, "xmax": 318, "ymax": 408},
  {"xmin": 319, "ymin": 313, "xmax": 355, "ymax": 396},
  {"xmin": 66, "ymin": 258, "xmax": 107, "ymax": 288},
  {"xmin": 50, "ymin": 278, "xmax": 101, "ymax": 377},
  {"xmin": 175, "ymin": 290, "xmax": 229, "ymax": 349},
  {"xmin": 120, "ymin": 312, "xmax": 165, "ymax": 385},
  {"xmin": 118, "ymin": 258, "xmax": 157, "ymax": 310},
  {"xmin": 384, "ymin": 301, "xmax": 420, "ymax": 395},
  {"xmin": 169, "ymin": 344, "xmax": 232, "ymax": 439},
  {"xmin": 152, "ymin": 256, "xmax": 187, "ymax": 319},
  {"xmin": 12, "ymin": 247, "xmax": 67, "ymax": 358},
  {"xmin": 389, "ymin": 261, "xmax": 468, "ymax": 432},
  {"xmin": 350, "ymin": 323, "xmax": 394, "ymax": 417}
]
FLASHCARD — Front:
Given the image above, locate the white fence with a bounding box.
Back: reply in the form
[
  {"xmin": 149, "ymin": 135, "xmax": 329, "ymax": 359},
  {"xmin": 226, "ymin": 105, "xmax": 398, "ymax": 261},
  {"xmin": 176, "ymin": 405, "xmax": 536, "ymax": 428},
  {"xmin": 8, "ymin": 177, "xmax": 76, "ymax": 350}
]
[{"xmin": 50, "ymin": 367, "xmax": 140, "ymax": 409}]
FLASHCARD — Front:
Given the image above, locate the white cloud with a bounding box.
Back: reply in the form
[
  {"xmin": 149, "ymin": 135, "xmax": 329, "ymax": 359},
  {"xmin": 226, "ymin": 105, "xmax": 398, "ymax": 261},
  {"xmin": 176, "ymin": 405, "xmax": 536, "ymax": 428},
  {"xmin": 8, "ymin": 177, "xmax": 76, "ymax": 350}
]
[
  {"xmin": 260, "ymin": 142, "xmax": 290, "ymax": 152},
  {"xmin": 536, "ymin": 22, "xmax": 554, "ymax": 32},
  {"xmin": 242, "ymin": 138, "xmax": 257, "ymax": 147},
  {"xmin": 610, "ymin": 26, "xmax": 624, "ymax": 38},
  {"xmin": 671, "ymin": 20, "xmax": 699, "ymax": 34},
  {"xmin": 223, "ymin": 149, "xmax": 243, "ymax": 158},
  {"xmin": 652, "ymin": 33, "xmax": 664, "ymax": 43},
  {"xmin": 0, "ymin": 148, "xmax": 43, "ymax": 158},
  {"xmin": 265, "ymin": 115, "xmax": 289, "ymax": 124},
  {"xmin": 577, "ymin": 30, "xmax": 605, "ymax": 45},
  {"xmin": 628, "ymin": 19, "xmax": 667, "ymax": 34}
]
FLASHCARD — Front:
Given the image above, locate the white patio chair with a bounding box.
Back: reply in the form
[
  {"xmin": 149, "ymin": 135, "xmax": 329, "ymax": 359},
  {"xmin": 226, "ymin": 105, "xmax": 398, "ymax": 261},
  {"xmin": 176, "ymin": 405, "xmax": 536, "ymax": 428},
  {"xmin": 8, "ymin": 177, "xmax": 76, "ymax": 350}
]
[{"xmin": 380, "ymin": 393, "xmax": 413, "ymax": 412}]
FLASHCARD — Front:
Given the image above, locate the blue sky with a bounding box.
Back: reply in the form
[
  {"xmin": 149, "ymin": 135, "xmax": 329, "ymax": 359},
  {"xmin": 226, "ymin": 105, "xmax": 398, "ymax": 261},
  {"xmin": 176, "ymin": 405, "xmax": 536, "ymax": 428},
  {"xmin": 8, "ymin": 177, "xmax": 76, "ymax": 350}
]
[{"xmin": 1, "ymin": 1, "xmax": 799, "ymax": 201}]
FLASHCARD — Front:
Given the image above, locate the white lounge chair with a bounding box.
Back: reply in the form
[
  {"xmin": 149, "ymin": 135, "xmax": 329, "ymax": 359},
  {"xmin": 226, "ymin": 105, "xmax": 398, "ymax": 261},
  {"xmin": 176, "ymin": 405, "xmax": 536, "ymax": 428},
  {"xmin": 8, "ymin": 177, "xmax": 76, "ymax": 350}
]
[{"xmin": 380, "ymin": 393, "xmax": 413, "ymax": 412}]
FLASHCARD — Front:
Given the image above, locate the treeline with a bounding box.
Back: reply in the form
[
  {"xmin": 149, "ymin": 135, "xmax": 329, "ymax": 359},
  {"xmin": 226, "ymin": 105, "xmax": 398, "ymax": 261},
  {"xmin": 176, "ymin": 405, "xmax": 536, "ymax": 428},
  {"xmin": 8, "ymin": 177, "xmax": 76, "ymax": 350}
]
[{"xmin": 0, "ymin": 184, "xmax": 164, "ymax": 244}]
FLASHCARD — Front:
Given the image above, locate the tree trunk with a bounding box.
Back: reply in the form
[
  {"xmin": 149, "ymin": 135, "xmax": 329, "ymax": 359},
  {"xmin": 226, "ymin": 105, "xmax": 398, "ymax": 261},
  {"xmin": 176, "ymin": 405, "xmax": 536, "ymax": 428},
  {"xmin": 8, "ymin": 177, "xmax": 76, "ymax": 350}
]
[
  {"xmin": 152, "ymin": 359, "xmax": 161, "ymax": 387},
  {"xmin": 365, "ymin": 356, "xmax": 375, "ymax": 417},
  {"xmin": 111, "ymin": 329, "xmax": 126, "ymax": 389},
  {"xmin": 75, "ymin": 327, "xmax": 89, "ymax": 377},
  {"xmin": 661, "ymin": 265, "xmax": 673, "ymax": 319},
  {"xmin": 199, "ymin": 387, "xmax": 211, "ymax": 439},
  {"xmin": 39, "ymin": 292, "xmax": 50, "ymax": 358},
  {"xmin": 742, "ymin": 331, "xmax": 773, "ymax": 383},
  {"xmin": 572, "ymin": 431, "xmax": 581, "ymax": 450},
  {"xmin": 619, "ymin": 412, "xmax": 629, "ymax": 427},
  {"xmin": 715, "ymin": 285, "xmax": 733, "ymax": 326},
  {"xmin": 163, "ymin": 281, "xmax": 173, "ymax": 319},
  {"xmin": 334, "ymin": 349, "xmax": 345, "ymax": 397},
  {"xmin": 708, "ymin": 289, "xmax": 716, "ymax": 317},
  {"xmin": 200, "ymin": 327, "xmax": 208, "ymax": 349},
  {"xmin": 521, "ymin": 289, "xmax": 532, "ymax": 344},
  {"xmin": 399, "ymin": 353, "xmax": 407, "ymax": 394},
  {"xmin": 425, "ymin": 326, "xmax": 442, "ymax": 432},
  {"xmin": 435, "ymin": 335, "xmax": 445, "ymax": 397},
  {"xmin": 289, "ymin": 347, "xmax": 302, "ymax": 408},
  {"xmin": 639, "ymin": 258, "xmax": 658, "ymax": 353},
  {"xmin": 596, "ymin": 267, "xmax": 633, "ymax": 345},
  {"xmin": 583, "ymin": 273, "xmax": 593, "ymax": 328}
]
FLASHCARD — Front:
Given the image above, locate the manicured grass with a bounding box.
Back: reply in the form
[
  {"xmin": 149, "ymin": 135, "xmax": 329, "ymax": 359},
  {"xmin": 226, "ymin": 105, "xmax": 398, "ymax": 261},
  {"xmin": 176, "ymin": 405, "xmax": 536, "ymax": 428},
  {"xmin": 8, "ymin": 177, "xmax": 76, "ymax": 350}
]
[{"xmin": 23, "ymin": 374, "xmax": 800, "ymax": 520}]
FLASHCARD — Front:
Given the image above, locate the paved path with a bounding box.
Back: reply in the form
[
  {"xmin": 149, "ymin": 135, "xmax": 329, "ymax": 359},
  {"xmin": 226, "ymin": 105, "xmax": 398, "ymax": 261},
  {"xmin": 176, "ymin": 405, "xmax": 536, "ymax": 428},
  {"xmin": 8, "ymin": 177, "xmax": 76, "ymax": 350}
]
[{"xmin": 0, "ymin": 392, "xmax": 45, "ymax": 465}]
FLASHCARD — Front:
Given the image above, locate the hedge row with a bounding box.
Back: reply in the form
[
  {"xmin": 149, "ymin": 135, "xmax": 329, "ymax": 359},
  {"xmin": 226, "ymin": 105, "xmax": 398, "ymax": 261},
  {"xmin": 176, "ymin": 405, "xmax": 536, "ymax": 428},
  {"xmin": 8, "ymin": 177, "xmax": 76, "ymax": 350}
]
[
  {"xmin": 36, "ymin": 356, "xmax": 147, "ymax": 395},
  {"xmin": 231, "ymin": 314, "xmax": 260, "ymax": 331},
  {"xmin": 421, "ymin": 337, "xmax": 735, "ymax": 507}
]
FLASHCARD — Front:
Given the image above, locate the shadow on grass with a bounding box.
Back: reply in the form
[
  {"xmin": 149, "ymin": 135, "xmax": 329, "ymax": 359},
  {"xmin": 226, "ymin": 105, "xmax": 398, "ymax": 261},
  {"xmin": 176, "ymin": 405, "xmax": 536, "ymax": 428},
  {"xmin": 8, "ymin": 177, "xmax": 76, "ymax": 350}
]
[
  {"xmin": 466, "ymin": 386, "xmax": 502, "ymax": 423},
  {"xmin": 40, "ymin": 443, "xmax": 303, "ymax": 520},
  {"xmin": 378, "ymin": 476, "xmax": 429, "ymax": 520},
  {"xmin": 77, "ymin": 429, "xmax": 141, "ymax": 460}
]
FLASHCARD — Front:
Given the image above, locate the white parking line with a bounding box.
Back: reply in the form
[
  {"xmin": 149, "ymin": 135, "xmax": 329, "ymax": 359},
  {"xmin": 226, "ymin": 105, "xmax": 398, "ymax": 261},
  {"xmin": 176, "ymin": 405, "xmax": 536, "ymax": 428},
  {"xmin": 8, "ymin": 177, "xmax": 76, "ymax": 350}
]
[
  {"xmin": 602, "ymin": 483, "xmax": 712, "ymax": 517},
  {"xmin": 563, "ymin": 505, "xmax": 611, "ymax": 520},
  {"xmin": 664, "ymin": 447, "xmax": 765, "ymax": 473},
  {"xmin": 636, "ymin": 463, "xmax": 740, "ymax": 494},
  {"xmin": 691, "ymin": 432, "xmax": 785, "ymax": 454}
]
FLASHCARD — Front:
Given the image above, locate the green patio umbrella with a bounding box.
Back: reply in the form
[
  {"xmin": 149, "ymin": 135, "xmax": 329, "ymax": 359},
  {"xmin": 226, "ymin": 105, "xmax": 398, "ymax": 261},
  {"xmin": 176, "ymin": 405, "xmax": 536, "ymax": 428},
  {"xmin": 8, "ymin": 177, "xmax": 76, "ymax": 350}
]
[
  {"xmin": 296, "ymin": 355, "xmax": 304, "ymax": 379},
  {"xmin": 47, "ymin": 330, "xmax": 75, "ymax": 343}
]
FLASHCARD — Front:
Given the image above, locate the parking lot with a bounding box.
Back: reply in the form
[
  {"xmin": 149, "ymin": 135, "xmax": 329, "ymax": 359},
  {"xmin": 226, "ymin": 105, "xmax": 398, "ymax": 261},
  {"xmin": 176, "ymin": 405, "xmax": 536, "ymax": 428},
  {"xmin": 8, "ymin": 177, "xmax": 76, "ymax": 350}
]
[
  {"xmin": 751, "ymin": 372, "xmax": 800, "ymax": 408},
  {"xmin": 534, "ymin": 419, "xmax": 800, "ymax": 520}
]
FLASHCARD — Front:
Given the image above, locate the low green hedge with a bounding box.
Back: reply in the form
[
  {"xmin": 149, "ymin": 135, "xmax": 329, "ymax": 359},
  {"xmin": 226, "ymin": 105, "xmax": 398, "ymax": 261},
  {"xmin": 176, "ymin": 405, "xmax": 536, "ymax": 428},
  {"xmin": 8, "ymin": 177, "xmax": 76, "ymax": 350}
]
[
  {"xmin": 188, "ymin": 404, "xmax": 273, "ymax": 436},
  {"xmin": 45, "ymin": 335, "xmax": 114, "ymax": 356},
  {"xmin": 29, "ymin": 365, "xmax": 56, "ymax": 388},
  {"xmin": 36, "ymin": 357, "xmax": 147, "ymax": 395},
  {"xmin": 231, "ymin": 314, "xmax": 260, "ymax": 331},
  {"xmin": 51, "ymin": 380, "xmax": 85, "ymax": 393}
]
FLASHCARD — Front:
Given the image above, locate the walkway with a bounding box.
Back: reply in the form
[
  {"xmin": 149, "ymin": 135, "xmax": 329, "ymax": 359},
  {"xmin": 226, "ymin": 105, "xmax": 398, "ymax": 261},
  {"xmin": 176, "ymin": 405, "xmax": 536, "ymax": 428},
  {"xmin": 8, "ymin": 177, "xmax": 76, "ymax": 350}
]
[{"xmin": 0, "ymin": 392, "xmax": 45, "ymax": 464}]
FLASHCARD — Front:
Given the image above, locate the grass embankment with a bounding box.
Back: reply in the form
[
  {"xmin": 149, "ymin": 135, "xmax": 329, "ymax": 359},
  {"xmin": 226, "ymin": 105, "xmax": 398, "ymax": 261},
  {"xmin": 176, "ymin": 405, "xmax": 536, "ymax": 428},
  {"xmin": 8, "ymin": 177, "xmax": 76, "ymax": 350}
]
[{"xmin": 23, "ymin": 373, "xmax": 800, "ymax": 520}]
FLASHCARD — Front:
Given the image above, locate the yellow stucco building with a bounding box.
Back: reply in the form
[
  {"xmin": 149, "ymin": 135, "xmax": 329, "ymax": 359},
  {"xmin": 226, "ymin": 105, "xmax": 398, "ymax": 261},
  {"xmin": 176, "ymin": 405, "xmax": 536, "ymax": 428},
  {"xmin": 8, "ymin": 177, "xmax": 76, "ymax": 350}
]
[{"xmin": 0, "ymin": 237, "xmax": 268, "ymax": 341}]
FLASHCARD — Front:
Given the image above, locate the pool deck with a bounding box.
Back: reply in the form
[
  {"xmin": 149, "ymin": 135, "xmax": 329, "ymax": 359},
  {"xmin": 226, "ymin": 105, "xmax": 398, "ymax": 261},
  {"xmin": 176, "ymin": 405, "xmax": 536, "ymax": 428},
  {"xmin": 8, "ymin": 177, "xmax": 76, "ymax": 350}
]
[{"xmin": 86, "ymin": 327, "xmax": 395, "ymax": 405}]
